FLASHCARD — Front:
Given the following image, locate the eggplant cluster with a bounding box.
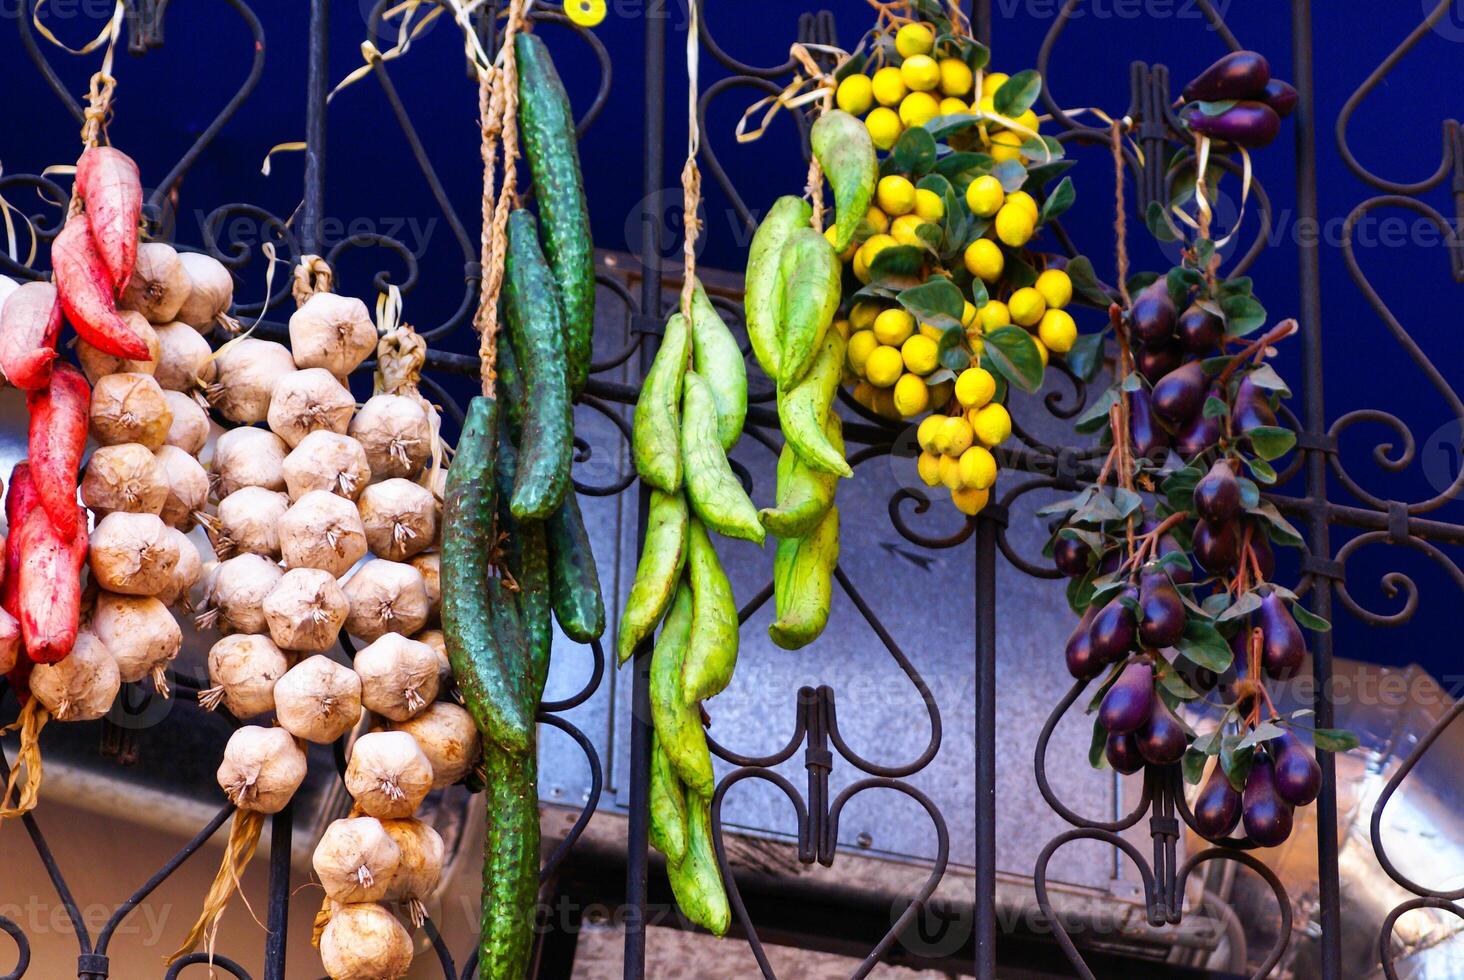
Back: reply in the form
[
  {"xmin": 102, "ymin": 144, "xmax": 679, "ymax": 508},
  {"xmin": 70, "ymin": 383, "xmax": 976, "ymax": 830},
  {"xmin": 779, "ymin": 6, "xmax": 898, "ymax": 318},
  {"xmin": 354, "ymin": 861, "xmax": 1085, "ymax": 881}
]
[
  {"xmin": 1193, "ymin": 729, "xmax": 1320, "ymax": 846},
  {"xmin": 1178, "ymin": 50, "xmax": 1296, "ymax": 149}
]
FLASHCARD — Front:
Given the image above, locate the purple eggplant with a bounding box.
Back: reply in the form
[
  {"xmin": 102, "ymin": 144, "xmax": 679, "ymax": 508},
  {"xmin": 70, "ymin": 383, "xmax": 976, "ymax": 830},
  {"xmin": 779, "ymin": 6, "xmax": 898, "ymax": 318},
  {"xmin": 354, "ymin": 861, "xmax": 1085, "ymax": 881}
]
[
  {"xmin": 1182, "ymin": 50, "xmax": 1271, "ymax": 103},
  {"xmin": 1053, "ymin": 536, "xmax": 1092, "ymax": 577},
  {"xmin": 1258, "ymin": 590, "xmax": 1305, "ymax": 679},
  {"xmin": 1193, "ymin": 519, "xmax": 1239, "ymax": 574},
  {"xmin": 1173, "ymin": 409, "xmax": 1223, "ymax": 461},
  {"xmin": 1130, "ymin": 385, "xmax": 1171, "ymax": 464},
  {"xmin": 1271, "ymin": 730, "xmax": 1321, "ymax": 806},
  {"xmin": 1177, "ymin": 303, "xmax": 1224, "ymax": 354},
  {"xmin": 1152, "ymin": 361, "xmax": 1208, "ymax": 426},
  {"xmin": 1242, "ymin": 754, "xmax": 1294, "ymax": 847},
  {"xmin": 1194, "ymin": 459, "xmax": 1242, "ymax": 525},
  {"xmin": 1135, "ymin": 697, "xmax": 1188, "ymax": 765},
  {"xmin": 1233, "ymin": 375, "xmax": 1278, "ymax": 434},
  {"xmin": 1089, "ymin": 588, "xmax": 1139, "ymax": 665},
  {"xmin": 1260, "ymin": 78, "xmax": 1298, "ymax": 119},
  {"xmin": 1183, "ymin": 100, "xmax": 1282, "ymax": 149},
  {"xmin": 1130, "ymin": 280, "xmax": 1177, "ymax": 348},
  {"xmin": 1194, "ymin": 765, "xmax": 1243, "ymax": 838},
  {"xmin": 1138, "ymin": 571, "xmax": 1186, "ymax": 649},
  {"xmin": 1065, "ymin": 605, "xmax": 1102, "ymax": 679},
  {"xmin": 1136, "ymin": 343, "xmax": 1184, "ymax": 386},
  {"xmin": 1099, "ymin": 660, "xmax": 1155, "ymax": 735},
  {"xmin": 1105, "ymin": 731, "xmax": 1146, "ymax": 774}
]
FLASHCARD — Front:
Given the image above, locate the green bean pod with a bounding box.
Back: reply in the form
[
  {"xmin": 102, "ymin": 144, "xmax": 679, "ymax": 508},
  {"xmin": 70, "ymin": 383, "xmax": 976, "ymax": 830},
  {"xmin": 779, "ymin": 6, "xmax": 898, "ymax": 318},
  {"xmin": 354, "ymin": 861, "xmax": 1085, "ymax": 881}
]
[
  {"xmin": 632, "ymin": 313, "xmax": 689, "ymax": 493},
  {"xmin": 650, "ymin": 583, "xmax": 715, "ymax": 798},
  {"xmin": 681, "ymin": 519, "xmax": 740, "ymax": 704},
  {"xmin": 777, "ymin": 329, "xmax": 852, "ymax": 477},
  {"xmin": 775, "ymin": 227, "xmax": 841, "ymax": 388},
  {"xmin": 649, "ymin": 734, "xmax": 689, "ymax": 863},
  {"xmin": 811, "ymin": 109, "xmax": 878, "ymax": 252},
  {"xmin": 689, "ymin": 279, "xmax": 746, "ymax": 451},
  {"xmin": 769, "ymin": 504, "xmax": 839, "ymax": 650},
  {"xmin": 616, "ymin": 488, "xmax": 689, "ymax": 664},
  {"xmin": 758, "ymin": 412, "xmax": 843, "ymax": 538},
  {"xmin": 681, "ymin": 371, "xmax": 764, "ymax": 545},
  {"xmin": 666, "ymin": 792, "xmax": 731, "ymax": 937},
  {"xmin": 743, "ymin": 196, "xmax": 812, "ymax": 381}
]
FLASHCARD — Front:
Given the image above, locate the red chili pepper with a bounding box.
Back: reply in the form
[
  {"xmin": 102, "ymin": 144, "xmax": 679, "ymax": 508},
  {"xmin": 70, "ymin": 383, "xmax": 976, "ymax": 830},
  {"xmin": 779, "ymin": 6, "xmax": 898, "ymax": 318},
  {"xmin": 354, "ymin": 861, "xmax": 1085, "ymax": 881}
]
[
  {"xmin": 27, "ymin": 362, "xmax": 90, "ymax": 538},
  {"xmin": 74, "ymin": 146, "xmax": 141, "ymax": 291},
  {"xmin": 0, "ymin": 281, "xmax": 62, "ymax": 389},
  {"xmin": 52, "ymin": 212, "xmax": 150, "ymax": 361},
  {"xmin": 16, "ymin": 503, "xmax": 87, "ymax": 664}
]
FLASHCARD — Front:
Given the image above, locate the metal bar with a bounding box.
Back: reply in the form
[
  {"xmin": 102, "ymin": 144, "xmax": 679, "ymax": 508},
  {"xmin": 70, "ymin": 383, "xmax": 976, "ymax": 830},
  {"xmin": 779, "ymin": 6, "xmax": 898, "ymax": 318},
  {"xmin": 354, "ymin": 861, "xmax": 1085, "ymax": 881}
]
[
  {"xmin": 264, "ymin": 805, "xmax": 294, "ymax": 980},
  {"xmin": 974, "ymin": 515, "xmax": 998, "ymax": 979},
  {"xmin": 1290, "ymin": 3, "xmax": 1340, "ymax": 977},
  {"xmin": 301, "ymin": 0, "xmax": 330, "ymax": 256},
  {"xmin": 623, "ymin": 3, "xmax": 667, "ymax": 976}
]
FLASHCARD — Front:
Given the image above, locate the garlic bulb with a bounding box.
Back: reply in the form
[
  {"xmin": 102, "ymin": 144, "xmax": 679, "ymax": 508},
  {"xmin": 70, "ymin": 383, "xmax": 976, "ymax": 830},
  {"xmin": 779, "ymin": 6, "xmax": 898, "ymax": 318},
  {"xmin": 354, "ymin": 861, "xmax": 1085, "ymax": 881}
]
[
  {"xmin": 90, "ymin": 593, "xmax": 181, "ymax": 689},
  {"xmin": 211, "ymin": 426, "xmax": 288, "ymax": 498},
  {"xmin": 89, "ymin": 512, "xmax": 180, "ymax": 596},
  {"xmin": 318, "ymin": 903, "xmax": 412, "ymax": 980},
  {"xmin": 154, "ymin": 445, "xmax": 209, "ymax": 530},
  {"xmin": 30, "ymin": 632, "xmax": 120, "ymax": 722},
  {"xmin": 211, "ymin": 486, "xmax": 289, "ymax": 559},
  {"xmin": 151, "ymin": 321, "xmax": 217, "ymax": 391},
  {"xmin": 312, "ymin": 816, "xmax": 402, "ymax": 904},
  {"xmin": 81, "ymin": 443, "xmax": 168, "ymax": 516},
  {"xmin": 90, "ymin": 372, "xmax": 172, "ymax": 450},
  {"xmin": 262, "ymin": 567, "xmax": 349, "ymax": 652},
  {"xmin": 391, "ymin": 702, "xmax": 478, "ymax": 788},
  {"xmin": 288, "ymin": 292, "xmax": 376, "ymax": 379},
  {"xmin": 267, "ymin": 368, "xmax": 356, "ymax": 448},
  {"xmin": 342, "ymin": 560, "xmax": 430, "ymax": 644},
  {"xmin": 344, "ymin": 730, "xmax": 433, "ymax": 819},
  {"xmin": 352, "ymin": 632, "xmax": 440, "ymax": 722},
  {"xmin": 358, "ymin": 479, "xmax": 437, "ymax": 562},
  {"xmin": 273, "ymin": 654, "xmax": 362, "ymax": 743},
  {"xmin": 279, "ymin": 490, "xmax": 367, "ymax": 577},
  {"xmin": 121, "ymin": 242, "xmax": 191, "ymax": 324},
  {"xmin": 175, "ymin": 252, "xmax": 234, "ymax": 331},
  {"xmin": 349, "ymin": 394, "xmax": 431, "ymax": 481},
  {"xmin": 206, "ymin": 553, "xmax": 284, "ymax": 634},
  {"xmin": 282, "ymin": 431, "xmax": 372, "ymax": 502},
  {"xmin": 77, "ymin": 311, "xmax": 160, "ymax": 381},
  {"xmin": 216, "ymin": 725, "xmax": 307, "ymax": 814},
  {"xmin": 203, "ymin": 633, "xmax": 289, "ymax": 718},
  {"xmin": 209, "ymin": 338, "xmax": 295, "ymax": 424},
  {"xmin": 162, "ymin": 390, "xmax": 211, "ymax": 455}
]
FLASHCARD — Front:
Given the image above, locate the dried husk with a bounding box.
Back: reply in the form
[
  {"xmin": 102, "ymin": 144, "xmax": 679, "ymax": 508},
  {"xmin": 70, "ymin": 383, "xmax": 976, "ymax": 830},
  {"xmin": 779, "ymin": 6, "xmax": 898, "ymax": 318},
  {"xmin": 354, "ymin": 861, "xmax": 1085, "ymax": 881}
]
[
  {"xmin": 89, "ymin": 372, "xmax": 172, "ymax": 450},
  {"xmin": 313, "ymin": 816, "xmax": 402, "ymax": 904},
  {"xmin": 155, "ymin": 528, "xmax": 204, "ymax": 609},
  {"xmin": 289, "ymin": 292, "xmax": 376, "ymax": 379},
  {"xmin": 348, "ymin": 394, "xmax": 430, "ymax": 480},
  {"xmin": 175, "ymin": 252, "xmax": 234, "ymax": 331},
  {"xmin": 283, "ymin": 431, "xmax": 371, "ymax": 502},
  {"xmin": 318, "ymin": 903, "xmax": 412, "ymax": 980},
  {"xmin": 91, "ymin": 593, "xmax": 182, "ymax": 690},
  {"xmin": 120, "ymin": 242, "xmax": 191, "ymax": 324},
  {"xmin": 342, "ymin": 560, "xmax": 430, "ymax": 644},
  {"xmin": 357, "ymin": 479, "xmax": 437, "ymax": 562},
  {"xmin": 263, "ymin": 566, "xmax": 349, "ymax": 652},
  {"xmin": 77, "ymin": 311, "xmax": 160, "ymax": 381},
  {"xmin": 343, "ymin": 730, "xmax": 433, "ymax": 819},
  {"xmin": 203, "ymin": 633, "xmax": 289, "ymax": 718},
  {"xmin": 274, "ymin": 654, "xmax": 362, "ymax": 743},
  {"xmin": 390, "ymin": 702, "xmax": 478, "ymax": 789},
  {"xmin": 352, "ymin": 632, "xmax": 440, "ymax": 722},
  {"xmin": 267, "ymin": 368, "xmax": 356, "ymax": 448},
  {"xmin": 154, "ymin": 445, "xmax": 210, "ymax": 530},
  {"xmin": 211, "ymin": 426, "xmax": 288, "ymax": 498},
  {"xmin": 89, "ymin": 512, "xmax": 180, "ymax": 596},
  {"xmin": 152, "ymin": 321, "xmax": 217, "ymax": 391},
  {"xmin": 30, "ymin": 631, "xmax": 120, "ymax": 721},
  {"xmin": 279, "ymin": 490, "xmax": 367, "ymax": 577},
  {"xmin": 207, "ymin": 553, "xmax": 284, "ymax": 634},
  {"xmin": 211, "ymin": 486, "xmax": 289, "ymax": 559},
  {"xmin": 209, "ymin": 338, "xmax": 295, "ymax": 424},
  {"xmin": 216, "ymin": 725, "xmax": 307, "ymax": 813},
  {"xmin": 162, "ymin": 390, "xmax": 211, "ymax": 455},
  {"xmin": 81, "ymin": 442, "xmax": 168, "ymax": 516}
]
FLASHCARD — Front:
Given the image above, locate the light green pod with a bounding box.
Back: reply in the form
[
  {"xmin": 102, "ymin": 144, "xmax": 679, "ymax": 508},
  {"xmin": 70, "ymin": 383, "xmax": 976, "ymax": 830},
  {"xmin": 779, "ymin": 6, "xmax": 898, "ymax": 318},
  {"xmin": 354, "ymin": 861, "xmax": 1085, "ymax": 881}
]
[
  {"xmin": 632, "ymin": 313, "xmax": 689, "ymax": 492},
  {"xmin": 616, "ymin": 489, "xmax": 689, "ymax": 664},
  {"xmin": 690, "ymin": 279, "xmax": 747, "ymax": 451},
  {"xmin": 769, "ymin": 504, "xmax": 839, "ymax": 650},
  {"xmin": 777, "ymin": 329, "xmax": 852, "ymax": 477},
  {"xmin": 666, "ymin": 792, "xmax": 731, "ymax": 937},
  {"xmin": 649, "ymin": 734, "xmax": 689, "ymax": 863},
  {"xmin": 651, "ymin": 583, "xmax": 715, "ymax": 798},
  {"xmin": 743, "ymin": 196, "xmax": 812, "ymax": 381},
  {"xmin": 681, "ymin": 519, "xmax": 740, "ymax": 705},
  {"xmin": 811, "ymin": 109, "xmax": 878, "ymax": 253},
  {"xmin": 681, "ymin": 371, "xmax": 764, "ymax": 545},
  {"xmin": 775, "ymin": 228, "xmax": 842, "ymax": 388},
  {"xmin": 759, "ymin": 412, "xmax": 843, "ymax": 538}
]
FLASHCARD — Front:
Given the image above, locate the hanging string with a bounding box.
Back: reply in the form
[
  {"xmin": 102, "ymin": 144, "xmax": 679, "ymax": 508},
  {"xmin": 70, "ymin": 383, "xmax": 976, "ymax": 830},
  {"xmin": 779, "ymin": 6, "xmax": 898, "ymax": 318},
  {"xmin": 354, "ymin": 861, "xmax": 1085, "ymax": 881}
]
[
  {"xmin": 677, "ymin": 0, "xmax": 703, "ymax": 322},
  {"xmin": 1110, "ymin": 120, "xmax": 1131, "ymax": 309}
]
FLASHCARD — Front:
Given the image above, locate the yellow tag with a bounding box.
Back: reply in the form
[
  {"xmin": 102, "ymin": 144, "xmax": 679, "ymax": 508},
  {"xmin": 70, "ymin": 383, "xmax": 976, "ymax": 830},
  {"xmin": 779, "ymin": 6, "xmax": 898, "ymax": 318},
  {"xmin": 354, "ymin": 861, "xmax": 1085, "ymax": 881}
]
[{"xmin": 565, "ymin": 0, "xmax": 606, "ymax": 27}]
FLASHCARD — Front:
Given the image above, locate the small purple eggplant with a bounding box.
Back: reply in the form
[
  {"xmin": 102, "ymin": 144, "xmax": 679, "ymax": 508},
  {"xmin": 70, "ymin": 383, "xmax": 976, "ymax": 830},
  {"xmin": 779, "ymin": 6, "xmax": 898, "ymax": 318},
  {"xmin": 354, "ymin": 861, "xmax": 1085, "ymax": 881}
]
[
  {"xmin": 1260, "ymin": 78, "xmax": 1298, "ymax": 119},
  {"xmin": 1135, "ymin": 696, "xmax": 1188, "ymax": 765},
  {"xmin": 1136, "ymin": 343, "xmax": 1184, "ymax": 386},
  {"xmin": 1106, "ymin": 731, "xmax": 1146, "ymax": 774},
  {"xmin": 1130, "ymin": 385, "xmax": 1171, "ymax": 464},
  {"xmin": 1194, "ymin": 765, "xmax": 1242, "ymax": 838},
  {"xmin": 1183, "ymin": 50, "xmax": 1271, "ymax": 103},
  {"xmin": 1089, "ymin": 588, "xmax": 1139, "ymax": 665},
  {"xmin": 1271, "ymin": 730, "xmax": 1322, "ymax": 806},
  {"xmin": 1242, "ymin": 754, "xmax": 1294, "ymax": 847},
  {"xmin": 1193, "ymin": 519, "xmax": 1240, "ymax": 574},
  {"xmin": 1173, "ymin": 409, "xmax": 1223, "ymax": 461},
  {"xmin": 1152, "ymin": 361, "xmax": 1208, "ymax": 426},
  {"xmin": 1065, "ymin": 605, "xmax": 1102, "ymax": 680},
  {"xmin": 1195, "ymin": 459, "xmax": 1242, "ymax": 525},
  {"xmin": 1258, "ymin": 590, "xmax": 1305, "ymax": 679},
  {"xmin": 1099, "ymin": 660, "xmax": 1155, "ymax": 735},
  {"xmin": 1183, "ymin": 100, "xmax": 1282, "ymax": 149},
  {"xmin": 1130, "ymin": 280, "xmax": 1177, "ymax": 348},
  {"xmin": 1177, "ymin": 303, "xmax": 1224, "ymax": 354},
  {"xmin": 1053, "ymin": 535, "xmax": 1093, "ymax": 577}
]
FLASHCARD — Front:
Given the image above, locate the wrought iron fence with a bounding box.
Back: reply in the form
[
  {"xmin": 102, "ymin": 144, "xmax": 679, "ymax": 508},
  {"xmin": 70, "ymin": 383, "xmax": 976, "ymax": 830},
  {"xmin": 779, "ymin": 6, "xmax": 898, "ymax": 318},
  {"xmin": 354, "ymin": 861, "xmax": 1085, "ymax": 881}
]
[{"xmin": 0, "ymin": 0, "xmax": 1461, "ymax": 977}]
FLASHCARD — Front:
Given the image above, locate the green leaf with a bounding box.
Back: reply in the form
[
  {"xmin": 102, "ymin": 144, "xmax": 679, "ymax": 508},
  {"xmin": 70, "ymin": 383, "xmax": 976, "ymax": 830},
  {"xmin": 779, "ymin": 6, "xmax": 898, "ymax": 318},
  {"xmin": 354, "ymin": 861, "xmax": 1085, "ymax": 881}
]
[
  {"xmin": 992, "ymin": 159, "xmax": 1028, "ymax": 192},
  {"xmin": 1020, "ymin": 135, "xmax": 1065, "ymax": 164},
  {"xmin": 983, "ymin": 325, "xmax": 1045, "ymax": 393},
  {"xmin": 891, "ymin": 126, "xmax": 938, "ymax": 176},
  {"xmin": 1004, "ymin": 250, "xmax": 1039, "ymax": 289},
  {"xmin": 993, "ymin": 69, "xmax": 1042, "ymax": 117},
  {"xmin": 1202, "ymin": 395, "xmax": 1229, "ymax": 419},
  {"xmin": 1238, "ymin": 719, "xmax": 1285, "ymax": 749},
  {"xmin": 934, "ymin": 151, "xmax": 994, "ymax": 188},
  {"xmin": 1246, "ymin": 363, "xmax": 1292, "ymax": 398},
  {"xmin": 1247, "ymin": 425, "xmax": 1296, "ymax": 461},
  {"xmin": 1216, "ymin": 275, "xmax": 1253, "ymax": 299},
  {"xmin": 922, "ymin": 114, "xmax": 982, "ymax": 144},
  {"xmin": 957, "ymin": 36, "xmax": 990, "ymax": 73},
  {"xmin": 1126, "ymin": 271, "xmax": 1160, "ymax": 295},
  {"xmin": 1145, "ymin": 200, "xmax": 1179, "ymax": 243},
  {"xmin": 1194, "ymin": 99, "xmax": 1238, "ymax": 116},
  {"xmin": 1075, "ymin": 386, "xmax": 1119, "ymax": 434},
  {"xmin": 1024, "ymin": 158, "xmax": 1077, "ymax": 188},
  {"xmin": 1113, "ymin": 487, "xmax": 1143, "ymax": 519},
  {"xmin": 1218, "ymin": 591, "xmax": 1262, "ymax": 623},
  {"xmin": 1175, "ymin": 619, "xmax": 1233, "ymax": 672},
  {"xmin": 1065, "ymin": 255, "xmax": 1114, "ymax": 308},
  {"xmin": 1157, "ymin": 664, "xmax": 1200, "ymax": 700},
  {"xmin": 1065, "ymin": 330, "xmax": 1107, "ymax": 382},
  {"xmin": 1182, "ymin": 746, "xmax": 1208, "ymax": 785},
  {"xmin": 1250, "ymin": 499, "xmax": 1304, "ymax": 547},
  {"xmin": 1039, "ymin": 176, "xmax": 1076, "ymax": 223},
  {"xmin": 1089, "ymin": 717, "xmax": 1109, "ymax": 769},
  {"xmin": 1238, "ymin": 477, "xmax": 1261, "ymax": 510},
  {"xmin": 1312, "ymin": 727, "xmax": 1360, "ymax": 753},
  {"xmin": 1220, "ymin": 734, "xmax": 1255, "ymax": 792},
  {"xmin": 936, "ymin": 326, "xmax": 973, "ymax": 372},
  {"xmin": 1246, "ymin": 457, "xmax": 1277, "ymax": 484},
  {"xmin": 917, "ymin": 173, "xmax": 964, "ymax": 254},
  {"xmin": 897, "ymin": 277, "xmax": 966, "ymax": 332},
  {"xmin": 1220, "ymin": 293, "xmax": 1267, "ymax": 337},
  {"xmin": 1167, "ymin": 266, "xmax": 1203, "ymax": 307},
  {"xmin": 868, "ymin": 244, "xmax": 926, "ymax": 289},
  {"xmin": 1290, "ymin": 603, "xmax": 1331, "ymax": 632}
]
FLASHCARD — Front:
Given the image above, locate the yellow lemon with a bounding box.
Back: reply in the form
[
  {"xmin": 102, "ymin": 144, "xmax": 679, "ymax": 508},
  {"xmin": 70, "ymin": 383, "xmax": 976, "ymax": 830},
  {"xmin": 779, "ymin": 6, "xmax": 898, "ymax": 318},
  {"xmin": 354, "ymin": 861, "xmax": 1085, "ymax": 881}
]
[
  {"xmin": 1033, "ymin": 335, "xmax": 1050, "ymax": 369},
  {"xmin": 850, "ymin": 301, "xmax": 881, "ymax": 331},
  {"xmin": 938, "ymin": 58, "xmax": 974, "ymax": 96},
  {"xmin": 895, "ymin": 22, "xmax": 935, "ymax": 57},
  {"xmin": 864, "ymin": 206, "xmax": 891, "ymax": 236},
  {"xmin": 962, "ymin": 301, "xmax": 978, "ymax": 327},
  {"xmin": 847, "ymin": 329, "xmax": 880, "ymax": 374},
  {"xmin": 865, "ymin": 345, "xmax": 905, "ymax": 387},
  {"xmin": 966, "ymin": 332, "xmax": 984, "ymax": 359},
  {"xmin": 893, "ymin": 373, "xmax": 929, "ymax": 416},
  {"xmin": 971, "ymin": 403, "xmax": 1013, "ymax": 447},
  {"xmin": 865, "ymin": 106, "xmax": 903, "ymax": 150},
  {"xmin": 916, "ymin": 414, "xmax": 944, "ymax": 451},
  {"xmin": 1035, "ymin": 268, "xmax": 1073, "ymax": 308},
  {"xmin": 919, "ymin": 322, "xmax": 944, "ymax": 342},
  {"xmin": 852, "ymin": 249, "xmax": 871, "ymax": 283},
  {"xmin": 1008, "ymin": 109, "xmax": 1039, "ymax": 133},
  {"xmin": 939, "ymin": 97, "xmax": 970, "ymax": 116},
  {"xmin": 978, "ymin": 299, "xmax": 1010, "ymax": 331},
  {"xmin": 940, "ymin": 415, "xmax": 974, "ymax": 456},
  {"xmin": 951, "ymin": 485, "xmax": 990, "ymax": 515},
  {"xmin": 913, "ymin": 188, "xmax": 945, "ymax": 223},
  {"xmin": 916, "ymin": 450, "xmax": 942, "ymax": 487},
  {"xmin": 1006, "ymin": 190, "xmax": 1039, "ymax": 220},
  {"xmin": 858, "ymin": 232, "xmax": 898, "ymax": 269},
  {"xmin": 955, "ymin": 366, "xmax": 997, "ymax": 409},
  {"xmin": 989, "ymin": 128, "xmax": 1024, "ymax": 163},
  {"xmin": 1038, "ymin": 308, "xmax": 1077, "ymax": 354},
  {"xmin": 873, "ymin": 308, "xmax": 916, "ymax": 346},
  {"xmin": 1008, "ymin": 286, "xmax": 1046, "ymax": 327},
  {"xmin": 826, "ymin": 225, "xmax": 857, "ymax": 261},
  {"xmin": 876, "ymin": 175, "xmax": 917, "ymax": 216},
  {"xmin": 900, "ymin": 54, "xmax": 941, "ymax": 93},
  {"xmin": 890, "ymin": 213, "xmax": 930, "ymax": 248},
  {"xmin": 938, "ymin": 454, "xmax": 964, "ymax": 490},
  {"xmin": 899, "ymin": 91, "xmax": 940, "ymax": 128},
  {"xmin": 959, "ymin": 445, "xmax": 998, "ymax": 490},
  {"xmin": 564, "ymin": 0, "xmax": 607, "ymax": 26},
  {"xmin": 963, "ymin": 238, "xmax": 1004, "ymax": 281},
  {"xmin": 965, "ymin": 174, "xmax": 1005, "ymax": 217},
  {"xmin": 980, "ymin": 72, "xmax": 1010, "ymax": 98},
  {"xmin": 836, "ymin": 74, "xmax": 874, "ymax": 116},
  {"xmin": 901, "ymin": 334, "xmax": 939, "ymax": 375},
  {"xmin": 976, "ymin": 94, "xmax": 997, "ymax": 117},
  {"xmin": 995, "ymin": 202, "xmax": 1036, "ymax": 246},
  {"xmin": 872, "ymin": 66, "xmax": 908, "ymax": 106}
]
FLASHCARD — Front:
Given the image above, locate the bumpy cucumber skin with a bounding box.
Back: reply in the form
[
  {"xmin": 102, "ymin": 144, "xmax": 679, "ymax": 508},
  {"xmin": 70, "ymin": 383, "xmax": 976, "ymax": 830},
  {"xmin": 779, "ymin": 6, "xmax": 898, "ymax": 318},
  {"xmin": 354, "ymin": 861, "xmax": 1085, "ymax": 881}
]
[
  {"xmin": 516, "ymin": 32, "xmax": 595, "ymax": 396},
  {"xmin": 479, "ymin": 741, "xmax": 539, "ymax": 980},
  {"xmin": 681, "ymin": 371, "xmax": 764, "ymax": 545},
  {"xmin": 811, "ymin": 109, "xmax": 878, "ymax": 252},
  {"xmin": 680, "ymin": 519, "xmax": 740, "ymax": 705},
  {"xmin": 545, "ymin": 491, "xmax": 605, "ymax": 643},
  {"xmin": 504, "ymin": 208, "xmax": 574, "ymax": 520},
  {"xmin": 777, "ymin": 329, "xmax": 852, "ymax": 477},
  {"xmin": 759, "ymin": 412, "xmax": 843, "ymax": 538},
  {"xmin": 494, "ymin": 422, "xmax": 553, "ymax": 696},
  {"xmin": 689, "ymin": 280, "xmax": 746, "ymax": 451},
  {"xmin": 632, "ymin": 313, "xmax": 688, "ymax": 493},
  {"xmin": 650, "ymin": 583, "xmax": 715, "ymax": 797},
  {"xmin": 616, "ymin": 488, "xmax": 690, "ymax": 663},
  {"xmin": 441, "ymin": 396, "xmax": 534, "ymax": 755},
  {"xmin": 744, "ymin": 196, "xmax": 812, "ymax": 381},
  {"xmin": 775, "ymin": 228, "xmax": 841, "ymax": 389},
  {"xmin": 769, "ymin": 503, "xmax": 839, "ymax": 650},
  {"xmin": 650, "ymin": 734, "xmax": 690, "ymax": 862}
]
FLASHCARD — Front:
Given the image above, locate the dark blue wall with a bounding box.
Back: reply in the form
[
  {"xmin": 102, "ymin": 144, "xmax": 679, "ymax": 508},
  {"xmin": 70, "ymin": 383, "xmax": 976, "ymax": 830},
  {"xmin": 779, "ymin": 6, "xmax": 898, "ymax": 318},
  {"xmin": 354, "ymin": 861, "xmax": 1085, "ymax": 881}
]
[{"xmin": 2, "ymin": 1, "xmax": 1460, "ymax": 677}]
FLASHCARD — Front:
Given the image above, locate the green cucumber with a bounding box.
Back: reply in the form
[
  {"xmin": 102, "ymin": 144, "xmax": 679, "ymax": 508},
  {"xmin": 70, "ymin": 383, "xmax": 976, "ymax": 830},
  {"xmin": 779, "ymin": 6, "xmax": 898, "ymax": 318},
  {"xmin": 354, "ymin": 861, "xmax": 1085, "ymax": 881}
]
[
  {"xmin": 681, "ymin": 371, "xmax": 763, "ymax": 545},
  {"xmin": 650, "ymin": 583, "xmax": 715, "ymax": 797},
  {"xmin": 545, "ymin": 492, "xmax": 605, "ymax": 644},
  {"xmin": 649, "ymin": 734, "xmax": 689, "ymax": 863},
  {"xmin": 478, "ymin": 740, "xmax": 539, "ymax": 979},
  {"xmin": 666, "ymin": 792, "xmax": 731, "ymax": 937},
  {"xmin": 777, "ymin": 329, "xmax": 851, "ymax": 477},
  {"xmin": 494, "ymin": 422, "xmax": 553, "ymax": 697},
  {"xmin": 681, "ymin": 519, "xmax": 740, "ymax": 704},
  {"xmin": 616, "ymin": 488, "xmax": 689, "ymax": 664}
]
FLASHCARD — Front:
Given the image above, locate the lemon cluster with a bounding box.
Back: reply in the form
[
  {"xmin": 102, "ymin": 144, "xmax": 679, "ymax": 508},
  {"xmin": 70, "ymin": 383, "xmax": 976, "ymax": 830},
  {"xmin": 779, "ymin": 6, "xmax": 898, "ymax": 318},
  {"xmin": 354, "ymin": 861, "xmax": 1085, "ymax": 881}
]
[
  {"xmin": 913, "ymin": 367, "xmax": 1011, "ymax": 515},
  {"xmin": 841, "ymin": 297, "xmax": 958, "ymax": 419}
]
